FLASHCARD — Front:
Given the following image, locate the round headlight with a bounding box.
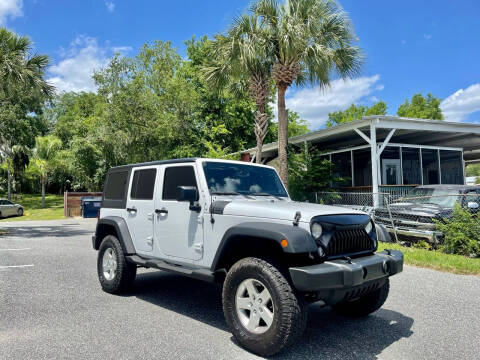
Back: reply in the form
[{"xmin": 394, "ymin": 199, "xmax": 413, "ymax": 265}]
[
  {"xmin": 365, "ymin": 221, "xmax": 373, "ymax": 234},
  {"xmin": 311, "ymin": 223, "xmax": 323, "ymax": 239}
]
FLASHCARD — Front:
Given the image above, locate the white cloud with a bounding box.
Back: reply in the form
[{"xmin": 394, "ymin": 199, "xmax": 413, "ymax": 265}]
[
  {"xmin": 47, "ymin": 36, "xmax": 108, "ymax": 93},
  {"xmin": 47, "ymin": 36, "xmax": 130, "ymax": 93},
  {"xmin": 0, "ymin": 0, "xmax": 23, "ymax": 24},
  {"xmin": 273, "ymin": 75, "xmax": 383, "ymax": 129},
  {"xmin": 105, "ymin": 1, "xmax": 115, "ymax": 12},
  {"xmin": 441, "ymin": 83, "xmax": 480, "ymax": 122}
]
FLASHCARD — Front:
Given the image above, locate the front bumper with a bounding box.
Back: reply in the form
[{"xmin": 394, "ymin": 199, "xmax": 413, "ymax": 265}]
[
  {"xmin": 289, "ymin": 250, "xmax": 403, "ymax": 303},
  {"xmin": 386, "ymin": 227, "xmax": 442, "ymax": 243}
]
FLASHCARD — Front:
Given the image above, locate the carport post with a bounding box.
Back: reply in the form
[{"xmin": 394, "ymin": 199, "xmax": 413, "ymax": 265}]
[{"xmin": 370, "ymin": 120, "xmax": 379, "ymax": 208}]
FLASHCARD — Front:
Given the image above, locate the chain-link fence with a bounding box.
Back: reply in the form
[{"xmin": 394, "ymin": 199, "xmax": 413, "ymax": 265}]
[{"xmin": 315, "ymin": 191, "xmax": 480, "ymax": 244}]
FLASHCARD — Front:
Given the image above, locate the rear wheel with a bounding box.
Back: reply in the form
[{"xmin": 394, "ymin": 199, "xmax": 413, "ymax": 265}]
[
  {"xmin": 97, "ymin": 235, "xmax": 136, "ymax": 294},
  {"xmin": 333, "ymin": 279, "xmax": 390, "ymax": 317},
  {"xmin": 222, "ymin": 257, "xmax": 307, "ymax": 357}
]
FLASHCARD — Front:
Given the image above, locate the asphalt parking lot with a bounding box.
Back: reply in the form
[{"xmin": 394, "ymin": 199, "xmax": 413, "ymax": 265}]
[{"xmin": 1, "ymin": 219, "xmax": 479, "ymax": 360}]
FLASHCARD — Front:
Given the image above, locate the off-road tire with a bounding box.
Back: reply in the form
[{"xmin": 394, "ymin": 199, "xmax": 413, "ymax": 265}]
[
  {"xmin": 222, "ymin": 257, "xmax": 307, "ymax": 357},
  {"xmin": 97, "ymin": 235, "xmax": 137, "ymax": 294},
  {"xmin": 333, "ymin": 279, "xmax": 390, "ymax": 317},
  {"xmin": 17, "ymin": 208, "xmax": 23, "ymax": 216}
]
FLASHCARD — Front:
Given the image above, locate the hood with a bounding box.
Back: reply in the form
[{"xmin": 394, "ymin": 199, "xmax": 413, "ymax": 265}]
[{"xmin": 214, "ymin": 198, "xmax": 366, "ymax": 223}]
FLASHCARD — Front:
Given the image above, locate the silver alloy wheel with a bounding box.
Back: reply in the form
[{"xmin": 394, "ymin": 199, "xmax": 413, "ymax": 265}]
[
  {"xmin": 18, "ymin": 208, "xmax": 23, "ymax": 216},
  {"xmin": 235, "ymin": 278, "xmax": 274, "ymax": 334},
  {"xmin": 102, "ymin": 247, "xmax": 117, "ymax": 281}
]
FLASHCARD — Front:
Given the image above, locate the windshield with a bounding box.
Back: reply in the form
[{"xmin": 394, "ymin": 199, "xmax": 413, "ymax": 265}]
[
  {"xmin": 202, "ymin": 161, "xmax": 288, "ymax": 197},
  {"xmin": 403, "ymin": 188, "xmax": 461, "ymax": 207}
]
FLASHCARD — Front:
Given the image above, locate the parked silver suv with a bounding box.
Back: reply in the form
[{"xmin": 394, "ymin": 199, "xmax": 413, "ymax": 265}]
[{"xmin": 92, "ymin": 158, "xmax": 403, "ymax": 356}]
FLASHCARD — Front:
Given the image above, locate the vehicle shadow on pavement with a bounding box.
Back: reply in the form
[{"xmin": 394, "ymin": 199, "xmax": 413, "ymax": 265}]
[
  {"xmin": 0, "ymin": 225, "xmax": 92, "ymax": 239},
  {"xmin": 133, "ymin": 271, "xmax": 414, "ymax": 359}
]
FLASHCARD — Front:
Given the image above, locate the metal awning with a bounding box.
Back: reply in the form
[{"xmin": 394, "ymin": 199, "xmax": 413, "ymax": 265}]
[{"xmin": 246, "ymin": 116, "xmax": 480, "ymax": 164}]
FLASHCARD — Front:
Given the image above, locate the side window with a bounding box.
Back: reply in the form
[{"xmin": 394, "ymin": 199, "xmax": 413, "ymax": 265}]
[
  {"xmin": 162, "ymin": 166, "xmax": 198, "ymax": 200},
  {"xmin": 0, "ymin": 200, "xmax": 5, "ymax": 205},
  {"xmin": 104, "ymin": 171, "xmax": 129, "ymax": 200},
  {"xmin": 130, "ymin": 168, "xmax": 157, "ymax": 200}
]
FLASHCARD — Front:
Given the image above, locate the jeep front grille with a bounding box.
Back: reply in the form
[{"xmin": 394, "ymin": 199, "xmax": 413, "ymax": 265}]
[{"xmin": 326, "ymin": 229, "xmax": 374, "ymax": 258}]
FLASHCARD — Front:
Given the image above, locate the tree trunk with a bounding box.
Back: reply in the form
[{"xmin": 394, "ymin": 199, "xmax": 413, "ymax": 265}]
[
  {"xmin": 7, "ymin": 169, "xmax": 11, "ymax": 201},
  {"xmin": 255, "ymin": 135, "xmax": 263, "ymax": 164},
  {"xmin": 277, "ymin": 85, "xmax": 289, "ymax": 190},
  {"xmin": 41, "ymin": 177, "xmax": 46, "ymax": 209}
]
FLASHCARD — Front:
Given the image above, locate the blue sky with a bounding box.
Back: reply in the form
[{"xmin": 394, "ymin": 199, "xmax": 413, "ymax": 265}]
[{"xmin": 2, "ymin": 0, "xmax": 480, "ymax": 129}]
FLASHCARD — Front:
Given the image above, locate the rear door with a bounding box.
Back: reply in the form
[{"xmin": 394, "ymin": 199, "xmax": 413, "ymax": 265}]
[
  {"xmin": 154, "ymin": 164, "xmax": 204, "ymax": 261},
  {"xmin": 125, "ymin": 166, "xmax": 158, "ymax": 254}
]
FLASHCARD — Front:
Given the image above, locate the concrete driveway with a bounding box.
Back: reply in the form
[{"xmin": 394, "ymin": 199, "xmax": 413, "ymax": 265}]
[{"xmin": 1, "ymin": 219, "xmax": 479, "ymax": 359}]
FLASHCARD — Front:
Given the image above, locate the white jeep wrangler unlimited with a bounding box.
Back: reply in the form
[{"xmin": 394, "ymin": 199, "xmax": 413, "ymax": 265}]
[{"xmin": 93, "ymin": 158, "xmax": 403, "ymax": 356}]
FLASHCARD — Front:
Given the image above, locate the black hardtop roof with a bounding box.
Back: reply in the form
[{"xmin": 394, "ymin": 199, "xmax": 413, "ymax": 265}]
[{"xmin": 108, "ymin": 158, "xmax": 197, "ymax": 172}]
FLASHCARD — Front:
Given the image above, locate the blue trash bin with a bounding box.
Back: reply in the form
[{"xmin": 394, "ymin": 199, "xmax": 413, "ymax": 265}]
[{"xmin": 81, "ymin": 197, "xmax": 102, "ymax": 218}]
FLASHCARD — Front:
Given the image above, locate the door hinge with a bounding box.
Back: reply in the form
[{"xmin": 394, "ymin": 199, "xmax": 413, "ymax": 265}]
[{"xmin": 193, "ymin": 243, "xmax": 203, "ymax": 253}]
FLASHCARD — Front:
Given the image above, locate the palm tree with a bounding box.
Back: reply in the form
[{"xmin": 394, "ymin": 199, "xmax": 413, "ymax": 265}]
[
  {"xmin": 0, "ymin": 27, "xmax": 53, "ymax": 98},
  {"xmin": 204, "ymin": 15, "xmax": 273, "ymax": 163},
  {"xmin": 252, "ymin": 0, "xmax": 362, "ymax": 188},
  {"xmin": 26, "ymin": 136, "xmax": 62, "ymax": 208}
]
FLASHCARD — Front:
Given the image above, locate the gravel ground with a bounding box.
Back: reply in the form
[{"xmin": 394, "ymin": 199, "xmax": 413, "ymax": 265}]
[{"xmin": 0, "ymin": 219, "xmax": 479, "ymax": 360}]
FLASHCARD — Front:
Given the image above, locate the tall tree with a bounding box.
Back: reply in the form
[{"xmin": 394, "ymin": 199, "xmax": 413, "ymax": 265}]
[
  {"xmin": 252, "ymin": 0, "xmax": 362, "ymax": 188},
  {"xmin": 0, "ymin": 28, "xmax": 53, "ymax": 199},
  {"xmin": 204, "ymin": 15, "xmax": 273, "ymax": 163},
  {"xmin": 26, "ymin": 136, "xmax": 62, "ymax": 208},
  {"xmin": 327, "ymin": 101, "xmax": 387, "ymax": 127},
  {"xmin": 397, "ymin": 93, "xmax": 443, "ymax": 119}
]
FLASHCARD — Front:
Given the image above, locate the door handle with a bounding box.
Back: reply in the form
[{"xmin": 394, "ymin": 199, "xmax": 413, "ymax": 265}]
[
  {"xmin": 155, "ymin": 208, "xmax": 168, "ymax": 215},
  {"xmin": 126, "ymin": 207, "xmax": 137, "ymax": 213}
]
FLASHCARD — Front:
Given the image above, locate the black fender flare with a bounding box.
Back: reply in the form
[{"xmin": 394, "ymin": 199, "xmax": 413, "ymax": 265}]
[
  {"xmin": 93, "ymin": 216, "xmax": 136, "ymax": 254},
  {"xmin": 375, "ymin": 223, "xmax": 392, "ymax": 243},
  {"xmin": 210, "ymin": 222, "xmax": 317, "ymax": 271}
]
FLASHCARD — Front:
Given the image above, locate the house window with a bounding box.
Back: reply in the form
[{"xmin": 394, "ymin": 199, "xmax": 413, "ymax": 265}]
[
  {"xmin": 402, "ymin": 148, "xmax": 421, "ymax": 185},
  {"xmin": 440, "ymin": 150, "xmax": 463, "ymax": 185},
  {"xmin": 331, "ymin": 152, "xmax": 352, "ymax": 187},
  {"xmin": 353, "ymin": 148, "xmax": 372, "ymax": 187},
  {"xmin": 422, "ymin": 149, "xmax": 439, "ymax": 184}
]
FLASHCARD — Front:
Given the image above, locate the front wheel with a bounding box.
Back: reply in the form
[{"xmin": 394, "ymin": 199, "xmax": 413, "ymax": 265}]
[
  {"xmin": 97, "ymin": 235, "xmax": 137, "ymax": 294},
  {"xmin": 332, "ymin": 279, "xmax": 390, "ymax": 317},
  {"xmin": 17, "ymin": 208, "xmax": 23, "ymax": 216},
  {"xmin": 222, "ymin": 257, "xmax": 307, "ymax": 357}
]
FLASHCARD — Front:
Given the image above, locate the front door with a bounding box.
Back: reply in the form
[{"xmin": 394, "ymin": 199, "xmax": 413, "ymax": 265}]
[
  {"xmin": 382, "ymin": 159, "xmax": 401, "ymax": 185},
  {"xmin": 125, "ymin": 166, "xmax": 158, "ymax": 254},
  {"xmin": 154, "ymin": 164, "xmax": 203, "ymax": 261}
]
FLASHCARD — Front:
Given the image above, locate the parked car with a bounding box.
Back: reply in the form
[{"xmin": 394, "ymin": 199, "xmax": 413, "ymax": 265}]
[
  {"xmin": 0, "ymin": 199, "xmax": 24, "ymax": 218},
  {"xmin": 92, "ymin": 158, "xmax": 403, "ymax": 356},
  {"xmin": 374, "ymin": 185, "xmax": 480, "ymax": 243}
]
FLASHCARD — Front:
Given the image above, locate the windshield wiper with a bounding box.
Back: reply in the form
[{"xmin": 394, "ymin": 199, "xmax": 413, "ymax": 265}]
[
  {"xmin": 250, "ymin": 192, "xmax": 284, "ymax": 200},
  {"xmin": 210, "ymin": 191, "xmax": 240, "ymax": 196}
]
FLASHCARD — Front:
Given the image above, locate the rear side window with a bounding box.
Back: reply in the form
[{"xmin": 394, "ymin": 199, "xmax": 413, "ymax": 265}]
[
  {"xmin": 104, "ymin": 171, "xmax": 129, "ymax": 200},
  {"xmin": 130, "ymin": 168, "xmax": 157, "ymax": 200},
  {"xmin": 162, "ymin": 166, "xmax": 197, "ymax": 200}
]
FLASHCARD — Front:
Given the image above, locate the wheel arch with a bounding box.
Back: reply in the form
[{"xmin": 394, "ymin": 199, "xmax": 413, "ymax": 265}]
[
  {"xmin": 211, "ymin": 222, "xmax": 317, "ymax": 272},
  {"xmin": 93, "ymin": 216, "xmax": 136, "ymax": 254}
]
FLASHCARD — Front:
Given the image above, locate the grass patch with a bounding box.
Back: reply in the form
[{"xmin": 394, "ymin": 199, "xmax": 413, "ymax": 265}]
[
  {"xmin": 0, "ymin": 194, "xmax": 65, "ymax": 222},
  {"xmin": 378, "ymin": 242, "xmax": 480, "ymax": 276}
]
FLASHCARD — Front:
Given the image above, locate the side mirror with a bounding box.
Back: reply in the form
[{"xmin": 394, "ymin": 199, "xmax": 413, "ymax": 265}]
[
  {"xmin": 177, "ymin": 186, "xmax": 201, "ymax": 212},
  {"xmin": 467, "ymin": 201, "xmax": 479, "ymax": 210}
]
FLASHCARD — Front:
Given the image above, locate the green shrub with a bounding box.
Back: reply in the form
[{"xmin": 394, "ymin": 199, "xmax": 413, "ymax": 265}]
[
  {"xmin": 413, "ymin": 240, "xmax": 431, "ymax": 250},
  {"xmin": 435, "ymin": 203, "xmax": 480, "ymax": 257}
]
